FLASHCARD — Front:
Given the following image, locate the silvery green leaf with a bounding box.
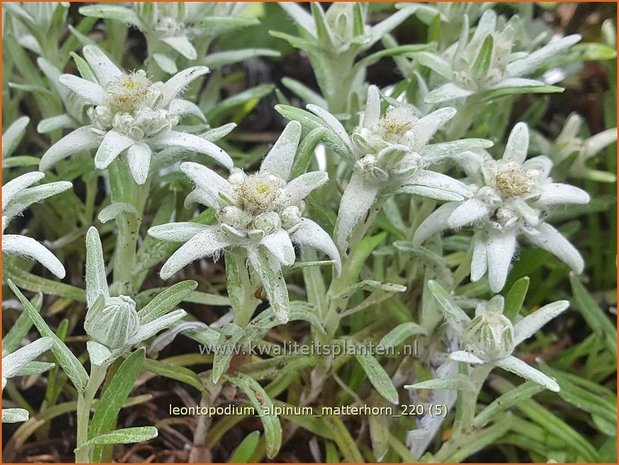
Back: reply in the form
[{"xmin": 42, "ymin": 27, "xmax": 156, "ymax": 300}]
[
  {"xmin": 8, "ymin": 280, "xmax": 89, "ymax": 392},
  {"xmin": 138, "ymin": 280, "xmax": 197, "ymax": 324},
  {"xmin": 513, "ymin": 300, "xmax": 569, "ymax": 345},
  {"xmin": 147, "ymin": 322, "xmax": 208, "ymax": 356},
  {"xmin": 78, "ymin": 4, "xmax": 142, "ymax": 28},
  {"xmin": 249, "ymin": 301, "xmax": 324, "ymax": 337},
  {"xmin": 281, "ymin": 77, "xmax": 328, "ymax": 107},
  {"xmin": 495, "ymin": 356, "xmax": 560, "ymax": 392},
  {"xmin": 3, "ymin": 180, "xmax": 72, "ymax": 223},
  {"xmin": 3, "ymin": 235, "xmax": 66, "ymax": 279},
  {"xmin": 261, "ymin": 231, "xmax": 296, "ymax": 267},
  {"xmin": 158, "ymin": 226, "xmax": 231, "ymax": 280},
  {"xmin": 335, "ymin": 280, "xmax": 406, "ymax": 300},
  {"xmin": 97, "ymin": 203, "xmax": 138, "ymax": 224},
  {"xmin": 523, "ymin": 223, "xmax": 584, "ymax": 274},
  {"xmin": 472, "ymin": 34, "xmax": 494, "ymax": 80},
  {"xmin": 205, "ymin": 49, "xmax": 281, "ymax": 69},
  {"xmin": 202, "ymin": 123, "xmax": 237, "ymax": 142},
  {"xmin": 39, "ymin": 126, "xmax": 100, "ymax": 171},
  {"xmin": 160, "ymin": 35, "xmax": 197, "ymax": 60},
  {"xmin": 84, "ymin": 426, "xmax": 158, "ymax": 447},
  {"xmin": 278, "ymin": 2, "xmax": 316, "ymax": 36},
  {"xmin": 334, "ymin": 173, "xmax": 379, "ymax": 254},
  {"xmin": 14, "ymin": 361, "xmax": 55, "ymax": 376},
  {"xmin": 261, "ymin": 121, "xmax": 302, "ymax": 180},
  {"xmin": 152, "ymin": 53, "xmax": 177, "ymax": 74},
  {"xmin": 355, "ymin": 353, "xmax": 399, "ymax": 404},
  {"xmin": 248, "ymin": 247, "xmax": 290, "ymax": 324},
  {"xmin": 306, "ymin": 104, "xmax": 352, "ymax": 150},
  {"xmin": 415, "ymin": 52, "xmax": 452, "ymax": 80},
  {"xmin": 151, "ymin": 130, "xmax": 232, "ymax": 169},
  {"xmin": 427, "ymin": 280, "xmax": 471, "ymax": 333},
  {"xmin": 225, "ymin": 372, "xmax": 282, "ymax": 458},
  {"xmin": 405, "ymin": 375, "xmax": 476, "ymax": 392},
  {"xmin": 379, "ymin": 322, "xmax": 427, "ymax": 349},
  {"xmin": 130, "ymin": 309, "xmax": 187, "ymax": 346},
  {"xmin": 2, "ymin": 171, "xmax": 44, "ymax": 210},
  {"xmin": 2, "ymin": 116, "xmax": 30, "ymax": 158},
  {"xmin": 89, "ymin": 349, "xmax": 145, "ymax": 462},
  {"xmin": 425, "ymin": 83, "xmax": 474, "ymax": 104},
  {"xmin": 212, "ymin": 323, "xmax": 246, "ymax": 383},
  {"xmin": 85, "ymin": 227, "xmax": 110, "ymax": 308},
  {"xmin": 37, "ymin": 114, "xmax": 76, "ymax": 134},
  {"xmin": 2, "ymin": 336, "xmax": 53, "ymax": 379},
  {"xmin": 2, "ymin": 408, "xmax": 29, "ymax": 423},
  {"xmin": 87, "ymin": 340, "xmax": 112, "ymax": 367},
  {"xmin": 506, "ymin": 34, "xmax": 581, "ymax": 78},
  {"xmin": 289, "ymin": 218, "xmax": 341, "ymax": 276}
]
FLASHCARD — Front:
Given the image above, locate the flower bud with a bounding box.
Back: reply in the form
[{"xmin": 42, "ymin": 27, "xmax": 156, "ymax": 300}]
[
  {"xmin": 219, "ymin": 205, "xmax": 251, "ymax": 230},
  {"xmin": 464, "ymin": 308, "xmax": 514, "ymax": 361},
  {"xmin": 281, "ymin": 206, "xmax": 302, "ymax": 230},
  {"xmin": 253, "ymin": 211, "xmax": 281, "ymax": 235},
  {"xmin": 85, "ymin": 296, "xmax": 140, "ymax": 350}
]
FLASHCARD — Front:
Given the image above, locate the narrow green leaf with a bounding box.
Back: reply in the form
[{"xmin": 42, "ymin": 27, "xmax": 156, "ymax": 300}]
[
  {"xmin": 84, "ymin": 426, "xmax": 157, "ymax": 447},
  {"xmin": 355, "ymin": 353, "xmax": 399, "ymax": 404},
  {"xmin": 8, "ymin": 280, "xmax": 88, "ymax": 393},
  {"xmin": 142, "ymin": 358, "xmax": 205, "ymax": 393},
  {"xmin": 570, "ymin": 273, "xmax": 617, "ymax": 359},
  {"xmin": 472, "ymin": 34, "xmax": 494, "ymax": 78},
  {"xmin": 229, "ymin": 431, "xmax": 261, "ymax": 463},
  {"xmin": 503, "ymin": 276, "xmax": 530, "ymax": 321},
  {"xmin": 226, "ymin": 373, "xmax": 282, "ymax": 459},
  {"xmin": 379, "ymin": 322, "xmax": 427, "ymax": 349},
  {"xmin": 138, "ymin": 280, "xmax": 198, "ymax": 324},
  {"xmin": 89, "ymin": 349, "xmax": 146, "ymax": 462}
]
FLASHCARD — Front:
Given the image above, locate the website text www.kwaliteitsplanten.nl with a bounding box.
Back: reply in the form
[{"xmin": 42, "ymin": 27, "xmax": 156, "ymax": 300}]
[{"xmin": 198, "ymin": 339, "xmax": 418, "ymax": 359}]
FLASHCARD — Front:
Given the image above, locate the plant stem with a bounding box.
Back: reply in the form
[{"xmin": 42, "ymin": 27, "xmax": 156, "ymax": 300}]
[
  {"xmin": 75, "ymin": 364, "xmax": 108, "ymax": 463},
  {"xmin": 432, "ymin": 364, "xmax": 493, "ymax": 462},
  {"xmin": 108, "ymin": 159, "xmax": 150, "ymax": 296},
  {"xmin": 227, "ymin": 250, "xmax": 259, "ymax": 329},
  {"xmin": 322, "ymin": 198, "xmax": 384, "ymax": 341}
]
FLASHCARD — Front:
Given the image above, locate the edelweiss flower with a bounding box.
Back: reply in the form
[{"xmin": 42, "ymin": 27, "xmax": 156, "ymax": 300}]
[
  {"xmin": 40, "ymin": 45, "xmax": 232, "ymax": 184},
  {"xmin": 80, "ymin": 3, "xmax": 257, "ymax": 74},
  {"xmin": 419, "ymin": 10, "xmax": 581, "ymax": 103},
  {"xmin": 2, "ymin": 337, "xmax": 54, "ymax": 423},
  {"xmin": 533, "ymin": 112, "xmax": 617, "ymax": 183},
  {"xmin": 414, "ymin": 123, "xmax": 590, "ymax": 292},
  {"xmin": 426, "ymin": 280, "xmax": 566, "ymax": 392},
  {"xmin": 309, "ymin": 85, "xmax": 492, "ymax": 252},
  {"xmin": 2, "ymin": 171, "xmax": 72, "ymax": 278},
  {"xmin": 149, "ymin": 122, "xmax": 340, "ymax": 323},
  {"xmin": 279, "ymin": 2, "xmax": 413, "ymax": 55},
  {"xmin": 84, "ymin": 227, "xmax": 186, "ymax": 364}
]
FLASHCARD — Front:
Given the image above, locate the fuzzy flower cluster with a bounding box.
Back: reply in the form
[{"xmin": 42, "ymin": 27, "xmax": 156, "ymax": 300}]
[
  {"xmin": 533, "ymin": 112, "xmax": 618, "ymax": 183},
  {"xmin": 423, "ymin": 281, "xmax": 568, "ymax": 392},
  {"xmin": 309, "ymin": 85, "xmax": 492, "ymax": 252},
  {"xmin": 419, "ymin": 10, "xmax": 581, "ymax": 103},
  {"xmin": 84, "ymin": 227, "xmax": 186, "ymax": 363},
  {"xmin": 149, "ymin": 122, "xmax": 340, "ymax": 323},
  {"xmin": 80, "ymin": 3, "xmax": 255, "ymax": 74},
  {"xmin": 40, "ymin": 45, "xmax": 231, "ymax": 184},
  {"xmin": 415, "ymin": 123, "xmax": 590, "ymax": 292}
]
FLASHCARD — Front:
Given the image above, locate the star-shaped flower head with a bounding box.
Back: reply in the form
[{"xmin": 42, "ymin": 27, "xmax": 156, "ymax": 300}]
[
  {"xmin": 83, "ymin": 227, "xmax": 187, "ymax": 365},
  {"xmin": 40, "ymin": 45, "xmax": 232, "ymax": 184},
  {"xmin": 79, "ymin": 3, "xmax": 258, "ymax": 74},
  {"xmin": 426, "ymin": 280, "xmax": 566, "ymax": 392},
  {"xmin": 414, "ymin": 122, "xmax": 590, "ymax": 292},
  {"xmin": 149, "ymin": 122, "xmax": 340, "ymax": 323},
  {"xmin": 2, "ymin": 337, "xmax": 54, "ymax": 423},
  {"xmin": 533, "ymin": 112, "xmax": 617, "ymax": 183},
  {"xmin": 308, "ymin": 85, "xmax": 492, "ymax": 253},
  {"xmin": 2, "ymin": 171, "xmax": 72, "ymax": 279},
  {"xmin": 419, "ymin": 10, "xmax": 581, "ymax": 103}
]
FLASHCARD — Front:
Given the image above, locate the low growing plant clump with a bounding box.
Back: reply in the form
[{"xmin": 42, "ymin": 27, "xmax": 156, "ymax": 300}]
[{"xmin": 2, "ymin": 2, "xmax": 617, "ymax": 463}]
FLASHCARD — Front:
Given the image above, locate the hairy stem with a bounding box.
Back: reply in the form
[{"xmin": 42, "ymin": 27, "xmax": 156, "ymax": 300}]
[{"xmin": 75, "ymin": 364, "xmax": 107, "ymax": 463}]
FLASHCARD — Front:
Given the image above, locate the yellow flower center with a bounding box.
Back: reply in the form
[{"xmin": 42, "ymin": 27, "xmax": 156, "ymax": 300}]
[{"xmin": 493, "ymin": 164, "xmax": 536, "ymax": 198}]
